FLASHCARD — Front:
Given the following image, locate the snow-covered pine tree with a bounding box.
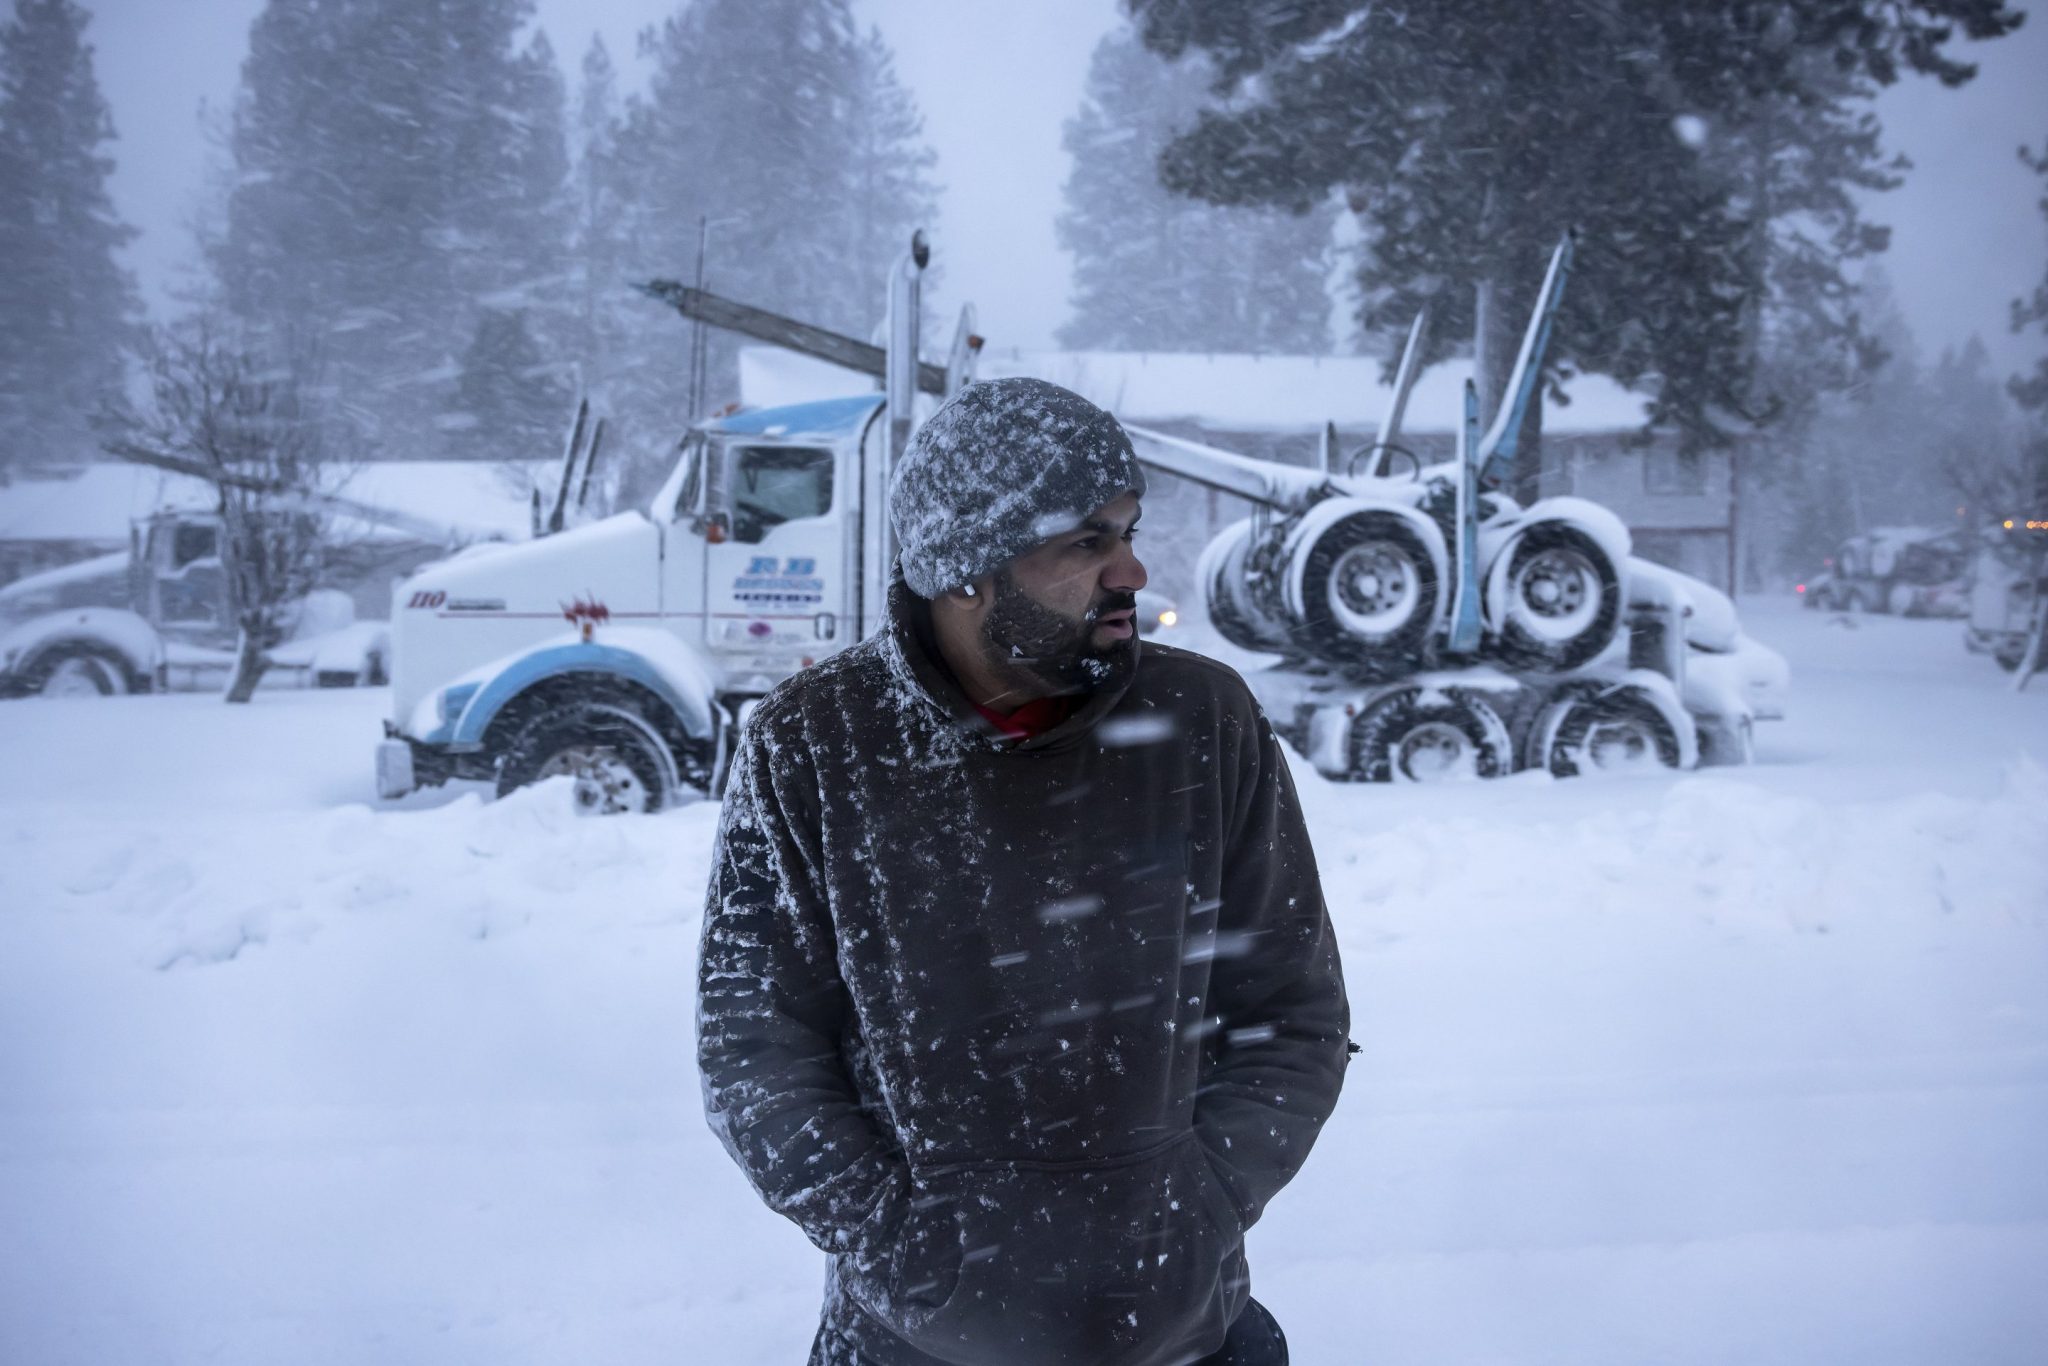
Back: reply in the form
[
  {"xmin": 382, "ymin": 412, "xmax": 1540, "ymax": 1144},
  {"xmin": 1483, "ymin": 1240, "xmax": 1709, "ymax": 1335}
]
[
  {"xmin": 842, "ymin": 24, "xmax": 940, "ymax": 335},
  {"xmin": 2013, "ymin": 137, "xmax": 2048, "ymax": 419},
  {"xmin": 215, "ymin": 0, "xmax": 570, "ymax": 455},
  {"xmin": 614, "ymin": 0, "xmax": 936, "ymax": 419},
  {"xmin": 1981, "ymin": 134, "xmax": 2048, "ymax": 687},
  {"xmin": 445, "ymin": 308, "xmax": 568, "ymax": 463},
  {"xmin": 565, "ymin": 36, "xmax": 630, "ymax": 400},
  {"xmin": 1124, "ymin": 0, "xmax": 2024, "ymax": 502},
  {"xmin": 498, "ymin": 30, "xmax": 573, "ymax": 319},
  {"xmin": 0, "ymin": 0, "xmax": 141, "ymax": 472},
  {"xmin": 1057, "ymin": 28, "xmax": 1333, "ymax": 355},
  {"xmin": 445, "ymin": 28, "xmax": 576, "ymax": 462}
]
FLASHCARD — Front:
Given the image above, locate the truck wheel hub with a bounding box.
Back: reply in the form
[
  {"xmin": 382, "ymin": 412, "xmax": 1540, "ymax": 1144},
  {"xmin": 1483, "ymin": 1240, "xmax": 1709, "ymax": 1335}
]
[
  {"xmin": 1585, "ymin": 720, "xmax": 1653, "ymax": 769},
  {"xmin": 1330, "ymin": 543, "xmax": 1418, "ymax": 631},
  {"xmin": 1509, "ymin": 546, "xmax": 1602, "ymax": 641},
  {"xmin": 1396, "ymin": 722, "xmax": 1471, "ymax": 780},
  {"xmin": 40, "ymin": 658, "xmax": 107, "ymax": 699},
  {"xmin": 538, "ymin": 746, "xmax": 649, "ymax": 815}
]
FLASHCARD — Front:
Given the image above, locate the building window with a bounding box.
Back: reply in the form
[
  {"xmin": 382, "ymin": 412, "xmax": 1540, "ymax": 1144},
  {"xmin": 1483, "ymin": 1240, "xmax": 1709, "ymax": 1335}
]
[{"xmin": 1644, "ymin": 447, "xmax": 1707, "ymax": 496}]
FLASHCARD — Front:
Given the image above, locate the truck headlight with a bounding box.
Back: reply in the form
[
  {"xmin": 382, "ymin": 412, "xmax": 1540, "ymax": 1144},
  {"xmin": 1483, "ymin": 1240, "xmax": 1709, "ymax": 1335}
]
[{"xmin": 437, "ymin": 681, "xmax": 481, "ymax": 726}]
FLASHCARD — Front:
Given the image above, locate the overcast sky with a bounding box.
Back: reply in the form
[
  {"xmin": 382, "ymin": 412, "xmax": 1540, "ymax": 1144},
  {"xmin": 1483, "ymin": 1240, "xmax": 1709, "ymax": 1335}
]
[{"xmin": 68, "ymin": 0, "xmax": 2048, "ymax": 380}]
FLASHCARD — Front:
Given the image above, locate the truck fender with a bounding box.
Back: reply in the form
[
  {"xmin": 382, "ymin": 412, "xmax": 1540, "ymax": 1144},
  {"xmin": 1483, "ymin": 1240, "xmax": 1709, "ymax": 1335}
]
[
  {"xmin": 0, "ymin": 607, "xmax": 163, "ymax": 690},
  {"xmin": 1277, "ymin": 496, "xmax": 1450, "ymax": 629},
  {"xmin": 434, "ymin": 628, "xmax": 718, "ymax": 751}
]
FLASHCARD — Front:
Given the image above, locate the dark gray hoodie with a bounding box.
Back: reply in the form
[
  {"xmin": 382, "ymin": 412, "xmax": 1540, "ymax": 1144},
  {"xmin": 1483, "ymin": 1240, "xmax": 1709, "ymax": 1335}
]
[{"xmin": 697, "ymin": 580, "xmax": 1349, "ymax": 1366}]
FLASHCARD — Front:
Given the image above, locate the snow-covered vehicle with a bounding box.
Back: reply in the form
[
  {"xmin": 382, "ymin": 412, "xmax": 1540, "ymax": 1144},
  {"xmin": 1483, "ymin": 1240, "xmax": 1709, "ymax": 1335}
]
[
  {"xmin": 1128, "ymin": 236, "xmax": 1786, "ymax": 782},
  {"xmin": 377, "ymin": 236, "xmax": 964, "ymax": 813},
  {"xmin": 379, "ymin": 232, "xmax": 1786, "ymax": 812},
  {"xmin": 0, "ymin": 510, "xmax": 391, "ymax": 699},
  {"xmin": 1800, "ymin": 527, "xmax": 1970, "ymax": 617},
  {"xmin": 1134, "ymin": 587, "xmax": 1180, "ymax": 636},
  {"xmin": 1963, "ymin": 534, "xmax": 2047, "ymax": 673}
]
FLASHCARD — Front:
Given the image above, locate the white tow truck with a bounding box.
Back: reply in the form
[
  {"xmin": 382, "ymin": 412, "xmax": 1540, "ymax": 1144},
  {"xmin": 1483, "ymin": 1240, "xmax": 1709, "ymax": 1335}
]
[
  {"xmin": 378, "ymin": 233, "xmax": 1787, "ymax": 813},
  {"xmin": 0, "ymin": 508, "xmax": 392, "ymax": 698}
]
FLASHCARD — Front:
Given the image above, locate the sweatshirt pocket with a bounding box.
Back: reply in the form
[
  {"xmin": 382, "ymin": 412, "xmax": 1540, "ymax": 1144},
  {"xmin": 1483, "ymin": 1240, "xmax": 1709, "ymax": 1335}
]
[{"xmin": 882, "ymin": 1133, "xmax": 1245, "ymax": 1366}]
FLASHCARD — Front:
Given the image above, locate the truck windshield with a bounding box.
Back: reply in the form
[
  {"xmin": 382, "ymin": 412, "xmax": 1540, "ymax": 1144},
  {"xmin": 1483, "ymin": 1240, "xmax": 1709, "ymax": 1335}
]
[
  {"xmin": 169, "ymin": 523, "xmax": 219, "ymax": 572},
  {"xmin": 730, "ymin": 445, "xmax": 833, "ymax": 544}
]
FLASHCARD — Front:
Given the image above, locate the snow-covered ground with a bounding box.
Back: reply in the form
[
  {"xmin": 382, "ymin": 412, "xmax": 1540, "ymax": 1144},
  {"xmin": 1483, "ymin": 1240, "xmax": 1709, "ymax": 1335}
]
[{"xmin": 2, "ymin": 599, "xmax": 2044, "ymax": 1365}]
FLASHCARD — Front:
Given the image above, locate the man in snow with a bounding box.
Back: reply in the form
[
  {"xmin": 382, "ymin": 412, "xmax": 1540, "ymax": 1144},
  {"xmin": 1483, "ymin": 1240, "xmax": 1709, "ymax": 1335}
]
[{"xmin": 698, "ymin": 378, "xmax": 1349, "ymax": 1366}]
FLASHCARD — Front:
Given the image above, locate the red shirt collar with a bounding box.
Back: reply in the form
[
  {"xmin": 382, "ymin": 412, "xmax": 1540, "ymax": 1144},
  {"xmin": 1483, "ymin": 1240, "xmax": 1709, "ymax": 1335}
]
[{"xmin": 972, "ymin": 695, "xmax": 1074, "ymax": 741}]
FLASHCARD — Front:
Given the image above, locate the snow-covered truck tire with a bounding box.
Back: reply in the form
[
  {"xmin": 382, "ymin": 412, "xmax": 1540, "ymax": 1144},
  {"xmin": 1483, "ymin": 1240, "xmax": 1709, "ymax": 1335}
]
[
  {"xmin": 1285, "ymin": 509, "xmax": 1442, "ymax": 679},
  {"xmin": 23, "ymin": 645, "xmax": 135, "ymax": 699},
  {"xmin": 1485, "ymin": 520, "xmax": 1623, "ymax": 673},
  {"xmin": 1348, "ymin": 686, "xmax": 1513, "ymax": 783},
  {"xmin": 1196, "ymin": 519, "xmax": 1290, "ymax": 654},
  {"xmin": 495, "ymin": 698, "xmax": 681, "ymax": 815},
  {"xmin": 1694, "ymin": 712, "xmax": 1755, "ymax": 768},
  {"xmin": 1530, "ymin": 684, "xmax": 1686, "ymax": 778},
  {"xmin": 485, "ymin": 676, "xmax": 716, "ymax": 814}
]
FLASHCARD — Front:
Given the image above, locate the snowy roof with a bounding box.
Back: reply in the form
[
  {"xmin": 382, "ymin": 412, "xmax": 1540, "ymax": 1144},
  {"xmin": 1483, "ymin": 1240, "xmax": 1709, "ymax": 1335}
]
[
  {"xmin": 0, "ymin": 460, "xmax": 552, "ymax": 547},
  {"xmin": 738, "ymin": 346, "xmax": 1653, "ymax": 435},
  {"xmin": 0, "ymin": 464, "xmax": 212, "ymax": 542}
]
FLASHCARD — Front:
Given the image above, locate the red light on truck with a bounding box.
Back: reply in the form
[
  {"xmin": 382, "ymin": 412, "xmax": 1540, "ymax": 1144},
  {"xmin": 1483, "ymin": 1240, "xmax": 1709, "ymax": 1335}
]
[{"xmin": 1795, "ymin": 584, "xmax": 1806, "ymax": 594}]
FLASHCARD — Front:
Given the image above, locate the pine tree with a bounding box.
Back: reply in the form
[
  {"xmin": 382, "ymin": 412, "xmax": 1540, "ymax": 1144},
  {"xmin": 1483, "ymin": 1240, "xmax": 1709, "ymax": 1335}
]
[
  {"xmin": 843, "ymin": 25, "xmax": 941, "ymax": 332},
  {"xmin": 1124, "ymin": 0, "xmax": 2024, "ymax": 501},
  {"xmin": 214, "ymin": 0, "xmax": 569, "ymax": 453},
  {"xmin": 445, "ymin": 308, "xmax": 569, "ymax": 461},
  {"xmin": 1057, "ymin": 29, "xmax": 1333, "ymax": 354},
  {"xmin": 2012, "ymin": 137, "xmax": 2048, "ymax": 416},
  {"xmin": 1979, "ymin": 133, "xmax": 2048, "ymax": 685},
  {"xmin": 614, "ymin": 0, "xmax": 937, "ymax": 420},
  {"xmin": 499, "ymin": 31, "xmax": 573, "ymax": 318},
  {"xmin": 0, "ymin": 0, "xmax": 141, "ymax": 470},
  {"xmin": 566, "ymin": 35, "xmax": 631, "ymax": 397}
]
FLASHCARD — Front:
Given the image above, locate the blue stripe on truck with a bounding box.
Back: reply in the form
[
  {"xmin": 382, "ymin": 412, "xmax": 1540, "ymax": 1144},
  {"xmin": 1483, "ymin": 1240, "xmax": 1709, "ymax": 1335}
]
[{"xmin": 447, "ymin": 641, "xmax": 710, "ymax": 748}]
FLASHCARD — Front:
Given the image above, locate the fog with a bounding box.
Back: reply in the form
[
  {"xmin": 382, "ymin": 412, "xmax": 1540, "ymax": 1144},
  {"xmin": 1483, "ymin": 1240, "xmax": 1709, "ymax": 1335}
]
[{"xmin": 73, "ymin": 0, "xmax": 2048, "ymax": 371}]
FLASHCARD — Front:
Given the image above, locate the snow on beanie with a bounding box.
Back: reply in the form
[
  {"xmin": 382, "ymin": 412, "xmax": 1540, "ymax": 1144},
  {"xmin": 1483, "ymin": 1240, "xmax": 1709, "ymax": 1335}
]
[{"xmin": 889, "ymin": 377, "xmax": 1146, "ymax": 599}]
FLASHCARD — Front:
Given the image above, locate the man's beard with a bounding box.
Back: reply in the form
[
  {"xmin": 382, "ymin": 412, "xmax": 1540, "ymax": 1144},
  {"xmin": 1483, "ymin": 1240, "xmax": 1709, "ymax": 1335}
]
[{"xmin": 977, "ymin": 567, "xmax": 1138, "ymax": 697}]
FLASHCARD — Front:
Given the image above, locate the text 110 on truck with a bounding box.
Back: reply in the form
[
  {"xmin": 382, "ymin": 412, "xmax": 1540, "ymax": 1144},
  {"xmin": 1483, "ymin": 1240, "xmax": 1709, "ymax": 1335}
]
[{"xmin": 377, "ymin": 233, "xmax": 1788, "ymax": 814}]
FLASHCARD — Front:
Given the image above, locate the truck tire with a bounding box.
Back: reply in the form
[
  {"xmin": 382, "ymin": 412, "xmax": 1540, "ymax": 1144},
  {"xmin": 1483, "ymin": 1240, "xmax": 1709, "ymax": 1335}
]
[
  {"xmin": 1291, "ymin": 512, "xmax": 1439, "ymax": 677},
  {"xmin": 494, "ymin": 698, "xmax": 682, "ymax": 815},
  {"xmin": 1694, "ymin": 713, "xmax": 1754, "ymax": 768},
  {"xmin": 26, "ymin": 647, "xmax": 131, "ymax": 699},
  {"xmin": 1487, "ymin": 521, "xmax": 1622, "ymax": 673},
  {"xmin": 1531, "ymin": 685, "xmax": 1684, "ymax": 778},
  {"xmin": 1197, "ymin": 519, "xmax": 1289, "ymax": 654},
  {"xmin": 1348, "ymin": 686, "xmax": 1512, "ymax": 783}
]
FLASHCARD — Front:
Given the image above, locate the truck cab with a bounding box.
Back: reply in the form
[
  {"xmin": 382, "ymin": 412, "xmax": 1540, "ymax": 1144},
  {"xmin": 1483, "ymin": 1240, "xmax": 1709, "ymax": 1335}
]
[{"xmin": 378, "ymin": 391, "xmax": 913, "ymax": 813}]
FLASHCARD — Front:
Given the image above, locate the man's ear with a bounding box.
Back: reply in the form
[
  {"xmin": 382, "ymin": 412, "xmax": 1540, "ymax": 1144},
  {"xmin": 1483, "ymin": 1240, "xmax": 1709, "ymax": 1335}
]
[{"xmin": 939, "ymin": 577, "xmax": 993, "ymax": 615}]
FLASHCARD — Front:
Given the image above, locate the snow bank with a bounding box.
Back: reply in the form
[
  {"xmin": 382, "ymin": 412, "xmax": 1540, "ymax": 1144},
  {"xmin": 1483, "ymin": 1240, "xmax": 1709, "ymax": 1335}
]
[{"xmin": 1, "ymin": 603, "xmax": 2044, "ymax": 1365}]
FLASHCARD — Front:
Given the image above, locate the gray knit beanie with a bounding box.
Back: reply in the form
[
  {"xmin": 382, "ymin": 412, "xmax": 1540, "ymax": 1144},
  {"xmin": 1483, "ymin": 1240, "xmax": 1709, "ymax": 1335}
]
[{"xmin": 889, "ymin": 377, "xmax": 1146, "ymax": 599}]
